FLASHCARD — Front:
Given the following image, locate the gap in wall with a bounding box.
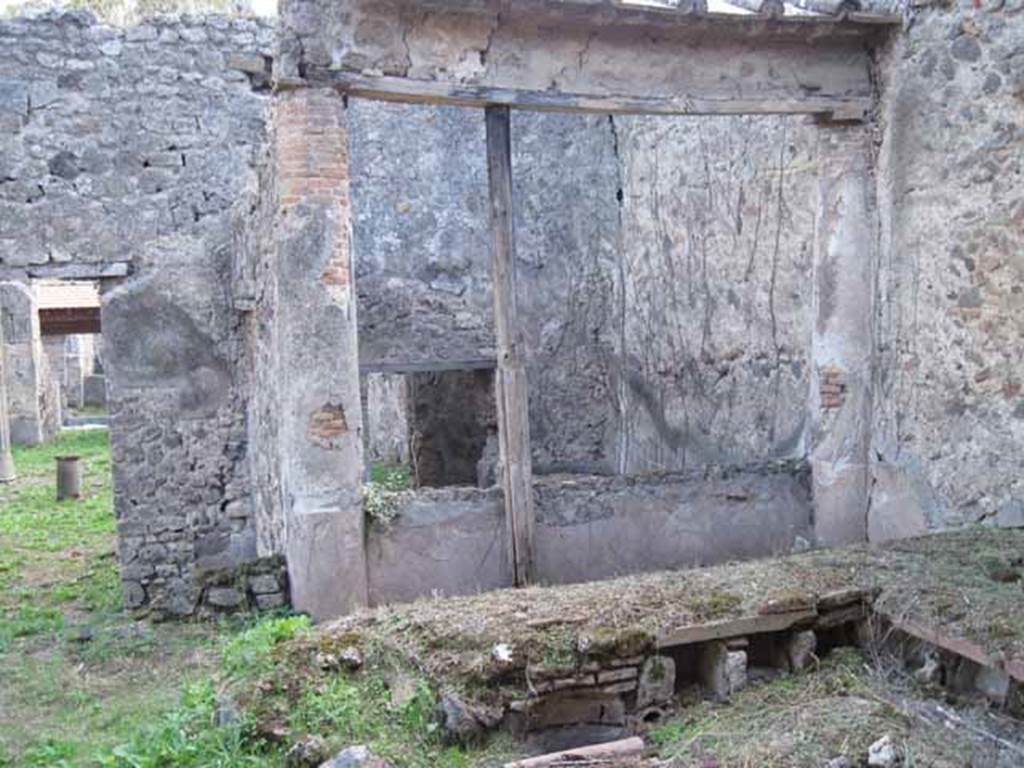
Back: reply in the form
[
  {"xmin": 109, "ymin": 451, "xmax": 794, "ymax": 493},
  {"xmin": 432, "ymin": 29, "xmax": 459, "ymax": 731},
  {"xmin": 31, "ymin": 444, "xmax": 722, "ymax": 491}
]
[{"xmin": 361, "ymin": 367, "xmax": 497, "ymax": 490}]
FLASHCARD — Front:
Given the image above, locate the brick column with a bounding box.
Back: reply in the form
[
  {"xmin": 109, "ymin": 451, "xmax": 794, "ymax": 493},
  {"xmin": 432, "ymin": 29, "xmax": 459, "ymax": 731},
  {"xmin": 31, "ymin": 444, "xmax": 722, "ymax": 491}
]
[
  {"xmin": 274, "ymin": 88, "xmax": 367, "ymax": 618},
  {"xmin": 810, "ymin": 126, "xmax": 875, "ymax": 546}
]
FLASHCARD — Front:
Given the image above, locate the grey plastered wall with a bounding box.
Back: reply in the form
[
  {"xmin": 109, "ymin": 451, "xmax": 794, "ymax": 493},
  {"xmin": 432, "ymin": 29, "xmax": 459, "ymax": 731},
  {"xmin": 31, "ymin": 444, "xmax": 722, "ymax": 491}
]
[
  {"xmin": 534, "ymin": 465, "xmax": 813, "ymax": 585},
  {"xmin": 348, "ymin": 103, "xmax": 822, "ymax": 476},
  {"xmin": 0, "ymin": 10, "xmax": 275, "ymax": 616},
  {"xmin": 872, "ymin": 0, "xmax": 1024, "ymax": 534},
  {"xmin": 365, "ymin": 466, "xmax": 812, "ymax": 604},
  {"xmin": 615, "ymin": 115, "xmax": 819, "ymax": 475},
  {"xmin": 366, "ymin": 487, "xmax": 510, "ymax": 605}
]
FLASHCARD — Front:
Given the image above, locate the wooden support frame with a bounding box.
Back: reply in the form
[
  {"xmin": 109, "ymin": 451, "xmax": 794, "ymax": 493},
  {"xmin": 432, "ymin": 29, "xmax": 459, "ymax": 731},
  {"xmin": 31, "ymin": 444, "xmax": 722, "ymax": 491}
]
[{"xmin": 485, "ymin": 105, "xmax": 536, "ymax": 586}]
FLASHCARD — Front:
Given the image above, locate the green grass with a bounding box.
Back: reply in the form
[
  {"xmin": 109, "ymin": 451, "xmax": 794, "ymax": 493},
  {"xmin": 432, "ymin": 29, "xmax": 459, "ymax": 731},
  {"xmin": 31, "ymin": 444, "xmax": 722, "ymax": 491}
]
[
  {"xmin": 0, "ymin": 434, "xmax": 509, "ymax": 767},
  {"xmin": 0, "ymin": 429, "xmax": 117, "ymax": 650},
  {"xmin": 0, "ymin": 430, "xmax": 231, "ymax": 765},
  {"xmin": 369, "ymin": 462, "xmax": 412, "ymax": 491}
]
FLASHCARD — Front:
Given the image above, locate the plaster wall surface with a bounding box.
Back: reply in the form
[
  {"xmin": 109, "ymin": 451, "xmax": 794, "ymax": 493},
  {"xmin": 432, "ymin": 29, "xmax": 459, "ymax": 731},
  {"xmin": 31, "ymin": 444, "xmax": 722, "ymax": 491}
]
[
  {"xmin": 615, "ymin": 115, "xmax": 819, "ymax": 474},
  {"xmin": 534, "ymin": 464, "xmax": 813, "ymax": 585},
  {"xmin": 349, "ymin": 103, "xmax": 820, "ymax": 475},
  {"xmin": 365, "ymin": 464, "xmax": 812, "ymax": 604},
  {"xmin": 366, "ymin": 486, "xmax": 509, "ymax": 605},
  {"xmin": 873, "ymin": 0, "xmax": 1024, "ymax": 534}
]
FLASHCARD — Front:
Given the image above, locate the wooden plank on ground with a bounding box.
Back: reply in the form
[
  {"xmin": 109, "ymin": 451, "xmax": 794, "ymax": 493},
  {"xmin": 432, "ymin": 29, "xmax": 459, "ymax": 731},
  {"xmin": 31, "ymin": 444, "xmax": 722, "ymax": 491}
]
[
  {"xmin": 485, "ymin": 105, "xmax": 535, "ymax": 586},
  {"xmin": 503, "ymin": 736, "xmax": 645, "ymax": 768},
  {"xmin": 657, "ymin": 609, "xmax": 817, "ymax": 648}
]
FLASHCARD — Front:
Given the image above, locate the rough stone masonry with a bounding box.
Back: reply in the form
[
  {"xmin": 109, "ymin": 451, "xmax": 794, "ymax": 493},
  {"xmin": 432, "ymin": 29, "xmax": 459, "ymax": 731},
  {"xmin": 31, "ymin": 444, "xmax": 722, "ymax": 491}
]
[{"xmin": 0, "ymin": 0, "xmax": 1021, "ymax": 618}]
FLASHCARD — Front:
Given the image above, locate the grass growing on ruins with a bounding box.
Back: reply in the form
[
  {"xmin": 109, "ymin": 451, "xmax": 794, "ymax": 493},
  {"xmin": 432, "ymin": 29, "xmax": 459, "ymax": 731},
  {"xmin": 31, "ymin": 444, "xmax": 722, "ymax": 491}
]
[
  {"xmin": 0, "ymin": 431, "xmax": 512, "ymax": 767},
  {"xmin": 648, "ymin": 647, "xmax": 997, "ymax": 767}
]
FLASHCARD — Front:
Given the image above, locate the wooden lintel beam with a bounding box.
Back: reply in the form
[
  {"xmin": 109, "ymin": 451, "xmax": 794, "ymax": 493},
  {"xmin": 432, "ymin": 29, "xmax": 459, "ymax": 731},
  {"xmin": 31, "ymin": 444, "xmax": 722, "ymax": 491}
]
[
  {"xmin": 26, "ymin": 262, "xmax": 130, "ymax": 280},
  {"xmin": 38, "ymin": 307, "xmax": 101, "ymax": 336},
  {"xmin": 359, "ymin": 358, "xmax": 497, "ymax": 375},
  {"xmin": 302, "ymin": 71, "xmax": 871, "ymax": 122},
  {"xmin": 485, "ymin": 105, "xmax": 536, "ymax": 587}
]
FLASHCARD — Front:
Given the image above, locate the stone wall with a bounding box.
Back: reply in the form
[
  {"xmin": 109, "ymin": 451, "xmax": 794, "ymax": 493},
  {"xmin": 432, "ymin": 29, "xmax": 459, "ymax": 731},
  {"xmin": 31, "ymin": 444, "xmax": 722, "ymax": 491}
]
[
  {"xmin": 3, "ymin": 1, "xmax": 1022, "ymax": 618},
  {"xmin": 0, "ymin": 10, "xmax": 276, "ymax": 617},
  {"xmin": 872, "ymin": 0, "xmax": 1024, "ymax": 535}
]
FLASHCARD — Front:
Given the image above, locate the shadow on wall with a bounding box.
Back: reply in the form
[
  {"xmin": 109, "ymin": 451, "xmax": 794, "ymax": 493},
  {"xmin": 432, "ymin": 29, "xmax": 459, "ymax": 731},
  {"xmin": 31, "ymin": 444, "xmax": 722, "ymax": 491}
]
[{"xmin": 103, "ymin": 286, "xmax": 230, "ymax": 416}]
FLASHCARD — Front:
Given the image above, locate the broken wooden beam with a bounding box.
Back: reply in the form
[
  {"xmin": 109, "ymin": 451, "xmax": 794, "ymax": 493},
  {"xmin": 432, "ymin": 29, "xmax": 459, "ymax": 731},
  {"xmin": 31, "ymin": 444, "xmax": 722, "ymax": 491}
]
[{"xmin": 878, "ymin": 612, "xmax": 1024, "ymax": 684}]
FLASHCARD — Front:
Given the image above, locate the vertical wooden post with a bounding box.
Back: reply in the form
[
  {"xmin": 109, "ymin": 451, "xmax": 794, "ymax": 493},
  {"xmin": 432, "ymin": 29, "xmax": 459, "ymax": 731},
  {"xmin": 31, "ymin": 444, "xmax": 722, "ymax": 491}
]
[
  {"xmin": 0, "ymin": 302, "xmax": 15, "ymax": 483},
  {"xmin": 485, "ymin": 105, "xmax": 535, "ymax": 586}
]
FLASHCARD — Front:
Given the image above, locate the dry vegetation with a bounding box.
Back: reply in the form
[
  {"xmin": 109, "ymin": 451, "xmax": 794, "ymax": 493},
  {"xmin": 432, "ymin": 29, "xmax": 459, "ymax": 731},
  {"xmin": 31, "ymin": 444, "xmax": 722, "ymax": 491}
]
[{"xmin": 308, "ymin": 528, "xmax": 1024, "ymax": 703}]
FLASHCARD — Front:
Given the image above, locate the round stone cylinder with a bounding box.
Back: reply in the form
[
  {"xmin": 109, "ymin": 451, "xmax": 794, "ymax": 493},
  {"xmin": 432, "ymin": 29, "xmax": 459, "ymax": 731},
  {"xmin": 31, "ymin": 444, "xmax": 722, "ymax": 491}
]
[{"xmin": 56, "ymin": 456, "xmax": 82, "ymax": 501}]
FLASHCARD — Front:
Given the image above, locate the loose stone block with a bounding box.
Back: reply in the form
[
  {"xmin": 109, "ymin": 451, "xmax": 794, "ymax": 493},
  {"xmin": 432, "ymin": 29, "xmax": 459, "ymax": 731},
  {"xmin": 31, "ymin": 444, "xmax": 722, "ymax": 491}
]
[
  {"xmin": 636, "ymin": 655, "xmax": 675, "ymax": 708},
  {"xmin": 697, "ymin": 641, "xmax": 731, "ymax": 701},
  {"xmin": 255, "ymin": 592, "xmax": 286, "ymax": 610},
  {"xmin": 599, "ymin": 680, "xmax": 638, "ymax": 695},
  {"xmin": 786, "ymin": 630, "xmax": 818, "ymax": 672},
  {"xmin": 726, "ymin": 650, "xmax": 748, "ymax": 694},
  {"xmin": 550, "ymin": 674, "xmax": 596, "ymax": 691}
]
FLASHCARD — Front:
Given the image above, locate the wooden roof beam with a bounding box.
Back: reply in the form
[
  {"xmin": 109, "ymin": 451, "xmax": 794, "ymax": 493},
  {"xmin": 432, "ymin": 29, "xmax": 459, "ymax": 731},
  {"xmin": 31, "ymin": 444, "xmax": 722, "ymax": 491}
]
[{"xmin": 299, "ymin": 70, "xmax": 872, "ymax": 122}]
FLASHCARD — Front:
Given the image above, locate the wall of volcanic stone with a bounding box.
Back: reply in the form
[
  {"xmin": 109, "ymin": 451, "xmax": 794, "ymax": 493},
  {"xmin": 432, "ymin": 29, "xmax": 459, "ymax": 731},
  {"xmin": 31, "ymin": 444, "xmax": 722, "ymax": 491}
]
[
  {"xmin": 871, "ymin": 0, "xmax": 1024, "ymax": 537},
  {"xmin": 0, "ymin": 10, "xmax": 280, "ymax": 617}
]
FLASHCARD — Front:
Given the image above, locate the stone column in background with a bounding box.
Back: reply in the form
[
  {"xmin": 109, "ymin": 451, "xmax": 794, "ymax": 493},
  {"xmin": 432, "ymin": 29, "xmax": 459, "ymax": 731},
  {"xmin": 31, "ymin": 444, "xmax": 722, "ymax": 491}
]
[
  {"xmin": 0, "ymin": 281, "xmax": 59, "ymax": 446},
  {"xmin": 273, "ymin": 88, "xmax": 368, "ymax": 619},
  {"xmin": 810, "ymin": 126, "xmax": 876, "ymax": 546},
  {"xmin": 0, "ymin": 293, "xmax": 15, "ymax": 482}
]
